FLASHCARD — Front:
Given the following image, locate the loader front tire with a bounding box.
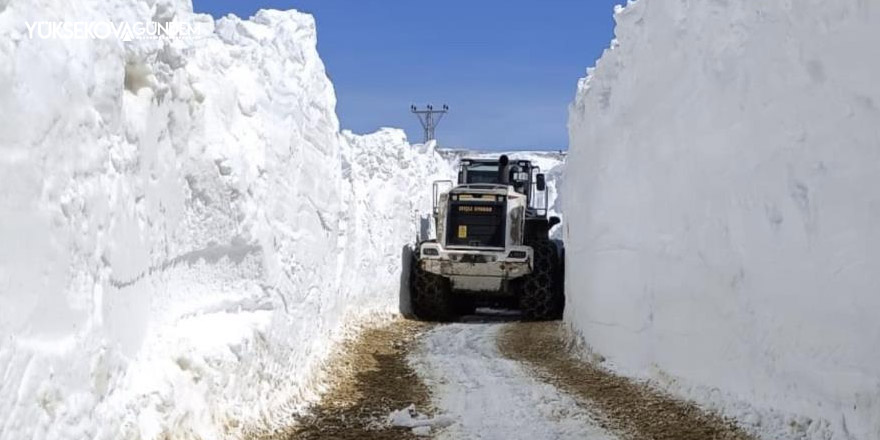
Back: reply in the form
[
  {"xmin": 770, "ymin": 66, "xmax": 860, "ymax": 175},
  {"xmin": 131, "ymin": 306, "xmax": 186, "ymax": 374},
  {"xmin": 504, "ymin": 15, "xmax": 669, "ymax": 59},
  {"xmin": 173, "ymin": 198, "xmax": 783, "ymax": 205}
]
[
  {"xmin": 519, "ymin": 240, "xmax": 564, "ymax": 321},
  {"xmin": 410, "ymin": 252, "xmax": 454, "ymax": 321}
]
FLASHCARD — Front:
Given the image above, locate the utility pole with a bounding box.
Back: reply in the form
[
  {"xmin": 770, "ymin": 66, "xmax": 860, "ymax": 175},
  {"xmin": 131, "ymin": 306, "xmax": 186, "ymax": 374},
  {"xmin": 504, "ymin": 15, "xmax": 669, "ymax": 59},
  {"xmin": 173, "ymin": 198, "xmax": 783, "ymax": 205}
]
[{"xmin": 410, "ymin": 104, "xmax": 449, "ymax": 143}]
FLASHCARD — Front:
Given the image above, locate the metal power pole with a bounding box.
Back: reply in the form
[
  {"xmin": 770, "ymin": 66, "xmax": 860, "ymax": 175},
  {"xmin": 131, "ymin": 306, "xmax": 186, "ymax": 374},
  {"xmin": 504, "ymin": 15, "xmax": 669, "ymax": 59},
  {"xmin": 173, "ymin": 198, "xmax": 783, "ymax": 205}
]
[{"xmin": 411, "ymin": 104, "xmax": 449, "ymax": 143}]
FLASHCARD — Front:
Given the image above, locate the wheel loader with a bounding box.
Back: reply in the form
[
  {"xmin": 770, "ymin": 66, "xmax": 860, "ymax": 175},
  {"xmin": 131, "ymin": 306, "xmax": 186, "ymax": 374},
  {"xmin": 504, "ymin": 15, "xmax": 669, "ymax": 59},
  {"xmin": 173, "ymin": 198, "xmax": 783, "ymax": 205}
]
[{"xmin": 408, "ymin": 155, "xmax": 564, "ymax": 321}]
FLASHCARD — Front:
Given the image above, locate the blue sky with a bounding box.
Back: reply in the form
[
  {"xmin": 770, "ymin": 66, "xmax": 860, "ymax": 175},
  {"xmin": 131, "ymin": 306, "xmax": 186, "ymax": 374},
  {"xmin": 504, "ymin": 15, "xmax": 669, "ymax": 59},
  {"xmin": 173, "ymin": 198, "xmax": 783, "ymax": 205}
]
[{"xmin": 193, "ymin": 1, "xmax": 622, "ymax": 150}]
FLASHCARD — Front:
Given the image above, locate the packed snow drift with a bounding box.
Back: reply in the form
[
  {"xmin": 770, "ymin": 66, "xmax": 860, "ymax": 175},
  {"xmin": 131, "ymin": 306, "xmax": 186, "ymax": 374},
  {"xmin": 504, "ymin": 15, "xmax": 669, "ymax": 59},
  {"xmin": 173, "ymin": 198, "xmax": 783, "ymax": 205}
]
[
  {"xmin": 565, "ymin": 1, "xmax": 880, "ymax": 439},
  {"xmin": 0, "ymin": 1, "xmax": 453, "ymax": 438}
]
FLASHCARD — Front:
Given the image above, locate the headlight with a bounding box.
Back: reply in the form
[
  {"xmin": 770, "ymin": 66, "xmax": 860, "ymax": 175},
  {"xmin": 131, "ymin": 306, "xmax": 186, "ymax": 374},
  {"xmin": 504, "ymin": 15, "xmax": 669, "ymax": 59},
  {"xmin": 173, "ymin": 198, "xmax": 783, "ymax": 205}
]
[
  {"xmin": 507, "ymin": 250, "xmax": 527, "ymax": 259},
  {"xmin": 422, "ymin": 248, "xmax": 439, "ymax": 257}
]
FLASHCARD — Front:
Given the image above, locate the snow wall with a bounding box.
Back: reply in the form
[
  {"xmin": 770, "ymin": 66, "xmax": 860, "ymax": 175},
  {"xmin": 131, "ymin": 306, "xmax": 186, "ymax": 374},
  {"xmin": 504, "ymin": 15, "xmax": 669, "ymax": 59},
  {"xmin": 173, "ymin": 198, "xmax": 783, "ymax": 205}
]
[
  {"xmin": 565, "ymin": 1, "xmax": 880, "ymax": 439},
  {"xmin": 0, "ymin": 1, "xmax": 451, "ymax": 439}
]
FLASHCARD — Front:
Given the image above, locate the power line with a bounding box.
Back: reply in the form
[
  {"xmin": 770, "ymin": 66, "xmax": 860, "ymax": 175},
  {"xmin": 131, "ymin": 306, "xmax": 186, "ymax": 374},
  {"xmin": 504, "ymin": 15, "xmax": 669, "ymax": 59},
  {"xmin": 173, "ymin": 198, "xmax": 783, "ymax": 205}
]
[{"xmin": 410, "ymin": 104, "xmax": 449, "ymax": 143}]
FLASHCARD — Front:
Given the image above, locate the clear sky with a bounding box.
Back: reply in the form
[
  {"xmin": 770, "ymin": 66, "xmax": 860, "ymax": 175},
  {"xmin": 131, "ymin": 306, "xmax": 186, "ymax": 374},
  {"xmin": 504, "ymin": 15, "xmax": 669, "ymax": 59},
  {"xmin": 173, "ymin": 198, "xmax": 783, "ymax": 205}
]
[{"xmin": 192, "ymin": 1, "xmax": 623, "ymax": 150}]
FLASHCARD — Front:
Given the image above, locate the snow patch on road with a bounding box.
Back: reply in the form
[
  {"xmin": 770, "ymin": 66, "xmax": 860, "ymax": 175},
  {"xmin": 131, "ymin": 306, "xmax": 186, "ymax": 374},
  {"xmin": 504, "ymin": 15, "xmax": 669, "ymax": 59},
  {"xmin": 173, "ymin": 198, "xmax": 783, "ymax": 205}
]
[
  {"xmin": 387, "ymin": 404, "xmax": 454, "ymax": 436},
  {"xmin": 565, "ymin": 1, "xmax": 880, "ymax": 439},
  {"xmin": 409, "ymin": 323, "xmax": 617, "ymax": 440}
]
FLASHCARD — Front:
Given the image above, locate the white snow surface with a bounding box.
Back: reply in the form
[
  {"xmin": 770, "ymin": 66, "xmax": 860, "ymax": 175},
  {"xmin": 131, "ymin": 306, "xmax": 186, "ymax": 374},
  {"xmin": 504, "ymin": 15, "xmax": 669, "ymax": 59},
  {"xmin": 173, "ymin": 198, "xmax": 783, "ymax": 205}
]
[
  {"xmin": 386, "ymin": 404, "xmax": 454, "ymax": 437},
  {"xmin": 0, "ymin": 1, "xmax": 453, "ymax": 439},
  {"xmin": 409, "ymin": 321, "xmax": 617, "ymax": 440},
  {"xmin": 565, "ymin": 1, "xmax": 880, "ymax": 439}
]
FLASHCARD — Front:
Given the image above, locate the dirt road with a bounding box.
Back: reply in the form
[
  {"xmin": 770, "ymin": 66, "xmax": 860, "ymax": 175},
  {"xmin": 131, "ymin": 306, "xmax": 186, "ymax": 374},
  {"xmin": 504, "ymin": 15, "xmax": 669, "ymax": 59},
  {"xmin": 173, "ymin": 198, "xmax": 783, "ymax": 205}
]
[{"xmin": 278, "ymin": 314, "xmax": 753, "ymax": 440}]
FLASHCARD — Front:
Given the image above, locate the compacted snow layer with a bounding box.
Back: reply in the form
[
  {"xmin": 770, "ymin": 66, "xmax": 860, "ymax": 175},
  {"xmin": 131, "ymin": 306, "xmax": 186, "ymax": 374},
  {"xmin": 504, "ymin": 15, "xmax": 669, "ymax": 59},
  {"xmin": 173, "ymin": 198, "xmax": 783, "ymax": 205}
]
[
  {"xmin": 409, "ymin": 322, "xmax": 616, "ymax": 440},
  {"xmin": 565, "ymin": 1, "xmax": 880, "ymax": 439},
  {"xmin": 0, "ymin": 1, "xmax": 452, "ymax": 438}
]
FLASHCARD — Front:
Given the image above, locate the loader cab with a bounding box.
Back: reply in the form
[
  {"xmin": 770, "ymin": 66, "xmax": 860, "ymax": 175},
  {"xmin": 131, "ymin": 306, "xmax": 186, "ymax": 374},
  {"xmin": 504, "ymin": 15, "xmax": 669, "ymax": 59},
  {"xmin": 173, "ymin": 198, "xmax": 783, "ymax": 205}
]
[{"xmin": 456, "ymin": 157, "xmax": 549, "ymax": 218}]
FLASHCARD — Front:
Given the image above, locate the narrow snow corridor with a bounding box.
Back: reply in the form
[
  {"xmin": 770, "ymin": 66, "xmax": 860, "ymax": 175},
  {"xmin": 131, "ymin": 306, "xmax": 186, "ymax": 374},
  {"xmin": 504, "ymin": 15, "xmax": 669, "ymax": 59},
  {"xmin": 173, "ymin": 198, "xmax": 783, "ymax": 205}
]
[
  {"xmin": 408, "ymin": 319, "xmax": 617, "ymax": 440},
  {"xmin": 1, "ymin": 0, "xmax": 877, "ymax": 436}
]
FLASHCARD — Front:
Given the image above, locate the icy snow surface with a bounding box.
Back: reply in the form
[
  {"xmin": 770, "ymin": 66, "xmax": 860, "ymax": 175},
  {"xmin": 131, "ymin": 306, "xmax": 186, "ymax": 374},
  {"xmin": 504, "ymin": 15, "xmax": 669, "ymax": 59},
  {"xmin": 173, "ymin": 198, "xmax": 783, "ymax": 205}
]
[
  {"xmin": 565, "ymin": 1, "xmax": 880, "ymax": 439},
  {"xmin": 0, "ymin": 1, "xmax": 453, "ymax": 438},
  {"xmin": 409, "ymin": 321, "xmax": 616, "ymax": 440}
]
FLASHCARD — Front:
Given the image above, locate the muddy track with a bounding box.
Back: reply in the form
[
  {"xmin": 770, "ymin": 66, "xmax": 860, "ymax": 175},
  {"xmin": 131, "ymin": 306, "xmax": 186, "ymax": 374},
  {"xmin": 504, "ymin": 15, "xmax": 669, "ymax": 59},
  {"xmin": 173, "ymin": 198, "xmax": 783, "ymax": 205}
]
[
  {"xmin": 285, "ymin": 320, "xmax": 435, "ymax": 440},
  {"xmin": 498, "ymin": 322, "xmax": 754, "ymax": 440}
]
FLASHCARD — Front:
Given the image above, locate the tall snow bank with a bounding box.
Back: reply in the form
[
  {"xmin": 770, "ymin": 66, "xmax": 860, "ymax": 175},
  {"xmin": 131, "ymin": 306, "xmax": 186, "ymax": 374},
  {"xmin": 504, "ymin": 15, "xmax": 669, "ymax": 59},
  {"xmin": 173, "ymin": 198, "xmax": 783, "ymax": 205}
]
[
  {"xmin": 0, "ymin": 1, "xmax": 451, "ymax": 438},
  {"xmin": 565, "ymin": 1, "xmax": 880, "ymax": 439}
]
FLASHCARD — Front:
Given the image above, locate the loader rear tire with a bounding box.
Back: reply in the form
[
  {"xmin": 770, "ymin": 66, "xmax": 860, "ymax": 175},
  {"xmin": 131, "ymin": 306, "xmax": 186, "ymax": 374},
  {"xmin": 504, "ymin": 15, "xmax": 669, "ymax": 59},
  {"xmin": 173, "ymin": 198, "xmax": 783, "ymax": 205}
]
[{"xmin": 519, "ymin": 240, "xmax": 564, "ymax": 321}]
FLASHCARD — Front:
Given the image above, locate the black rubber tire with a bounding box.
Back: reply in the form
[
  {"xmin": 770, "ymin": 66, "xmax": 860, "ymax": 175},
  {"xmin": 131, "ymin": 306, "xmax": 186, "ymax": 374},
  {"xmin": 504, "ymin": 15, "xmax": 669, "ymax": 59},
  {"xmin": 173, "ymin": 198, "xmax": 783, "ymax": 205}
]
[
  {"xmin": 410, "ymin": 253, "xmax": 455, "ymax": 321},
  {"xmin": 519, "ymin": 240, "xmax": 564, "ymax": 321}
]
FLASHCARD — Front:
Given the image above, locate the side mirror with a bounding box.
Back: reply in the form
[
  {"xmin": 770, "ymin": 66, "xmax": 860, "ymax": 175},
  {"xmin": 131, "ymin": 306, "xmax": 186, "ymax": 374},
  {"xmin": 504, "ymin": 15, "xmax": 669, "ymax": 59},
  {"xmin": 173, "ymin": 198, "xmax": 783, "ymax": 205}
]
[
  {"xmin": 549, "ymin": 216, "xmax": 561, "ymax": 228},
  {"xmin": 536, "ymin": 173, "xmax": 546, "ymax": 191}
]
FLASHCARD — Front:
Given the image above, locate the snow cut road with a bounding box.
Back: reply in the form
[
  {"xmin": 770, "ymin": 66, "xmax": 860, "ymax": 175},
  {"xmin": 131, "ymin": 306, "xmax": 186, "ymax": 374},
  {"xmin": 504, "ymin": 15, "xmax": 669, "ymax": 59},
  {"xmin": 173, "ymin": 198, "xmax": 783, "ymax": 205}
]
[{"xmin": 409, "ymin": 318, "xmax": 618, "ymax": 440}]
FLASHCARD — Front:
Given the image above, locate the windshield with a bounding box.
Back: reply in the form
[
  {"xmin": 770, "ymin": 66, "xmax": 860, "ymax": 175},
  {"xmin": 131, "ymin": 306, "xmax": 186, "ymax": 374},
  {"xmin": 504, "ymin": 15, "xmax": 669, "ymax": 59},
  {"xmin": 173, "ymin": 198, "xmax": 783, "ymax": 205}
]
[{"xmin": 463, "ymin": 164, "xmax": 500, "ymax": 184}]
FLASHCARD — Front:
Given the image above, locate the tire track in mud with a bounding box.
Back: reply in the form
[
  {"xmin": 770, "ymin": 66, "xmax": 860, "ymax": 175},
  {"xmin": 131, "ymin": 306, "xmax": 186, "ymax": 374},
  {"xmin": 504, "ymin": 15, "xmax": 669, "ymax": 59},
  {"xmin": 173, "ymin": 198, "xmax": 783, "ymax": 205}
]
[
  {"xmin": 498, "ymin": 321, "xmax": 755, "ymax": 440},
  {"xmin": 283, "ymin": 320, "xmax": 436, "ymax": 440}
]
